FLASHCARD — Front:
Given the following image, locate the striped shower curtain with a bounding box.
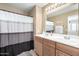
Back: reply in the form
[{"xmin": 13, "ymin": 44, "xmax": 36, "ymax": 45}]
[{"xmin": 0, "ymin": 10, "xmax": 34, "ymax": 56}]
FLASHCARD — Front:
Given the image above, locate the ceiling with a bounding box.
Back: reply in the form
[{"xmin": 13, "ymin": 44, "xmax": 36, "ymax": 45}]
[{"xmin": 7, "ymin": 3, "xmax": 48, "ymax": 12}]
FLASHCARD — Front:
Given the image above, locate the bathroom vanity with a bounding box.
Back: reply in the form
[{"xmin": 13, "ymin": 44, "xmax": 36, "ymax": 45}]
[{"xmin": 34, "ymin": 33, "xmax": 79, "ymax": 56}]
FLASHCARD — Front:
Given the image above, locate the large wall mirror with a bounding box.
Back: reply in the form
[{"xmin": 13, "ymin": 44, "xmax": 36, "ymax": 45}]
[{"xmin": 44, "ymin": 3, "xmax": 79, "ymax": 36}]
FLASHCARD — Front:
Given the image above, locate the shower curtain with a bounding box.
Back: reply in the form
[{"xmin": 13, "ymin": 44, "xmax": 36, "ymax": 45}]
[{"xmin": 0, "ymin": 10, "xmax": 34, "ymax": 56}]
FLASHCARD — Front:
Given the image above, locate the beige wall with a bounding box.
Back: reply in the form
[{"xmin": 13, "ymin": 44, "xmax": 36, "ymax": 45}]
[
  {"xmin": 48, "ymin": 10, "xmax": 78, "ymax": 34},
  {"xmin": 29, "ymin": 6, "xmax": 43, "ymax": 35},
  {"xmin": 29, "ymin": 6, "xmax": 36, "ymax": 34},
  {"xmin": 42, "ymin": 8, "xmax": 47, "ymax": 31},
  {"xmin": 36, "ymin": 6, "xmax": 43, "ymax": 34},
  {"xmin": 0, "ymin": 3, "xmax": 29, "ymax": 16}
]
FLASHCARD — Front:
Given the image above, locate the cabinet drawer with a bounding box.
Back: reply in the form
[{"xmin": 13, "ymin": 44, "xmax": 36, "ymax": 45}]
[
  {"xmin": 56, "ymin": 43, "xmax": 79, "ymax": 56},
  {"xmin": 56, "ymin": 49, "xmax": 70, "ymax": 56},
  {"xmin": 44, "ymin": 39, "xmax": 55, "ymax": 48}
]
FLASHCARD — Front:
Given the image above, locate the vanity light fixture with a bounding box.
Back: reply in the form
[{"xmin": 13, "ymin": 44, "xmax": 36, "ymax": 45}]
[{"xmin": 45, "ymin": 3, "xmax": 66, "ymax": 14}]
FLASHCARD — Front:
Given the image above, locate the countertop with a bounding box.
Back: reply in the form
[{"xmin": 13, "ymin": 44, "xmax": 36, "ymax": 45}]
[{"xmin": 35, "ymin": 33, "xmax": 79, "ymax": 48}]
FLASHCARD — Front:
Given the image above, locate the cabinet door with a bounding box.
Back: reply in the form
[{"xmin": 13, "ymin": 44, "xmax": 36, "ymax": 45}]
[
  {"xmin": 56, "ymin": 43, "xmax": 79, "ymax": 56},
  {"xmin": 43, "ymin": 44, "xmax": 55, "ymax": 56},
  {"xmin": 43, "ymin": 39, "xmax": 55, "ymax": 56},
  {"xmin": 35, "ymin": 41, "xmax": 43, "ymax": 56},
  {"xmin": 34, "ymin": 36, "xmax": 43, "ymax": 56},
  {"xmin": 56, "ymin": 49, "xmax": 70, "ymax": 56}
]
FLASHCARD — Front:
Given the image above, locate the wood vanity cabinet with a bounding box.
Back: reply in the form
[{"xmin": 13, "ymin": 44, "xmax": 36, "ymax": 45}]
[
  {"xmin": 34, "ymin": 36, "xmax": 55, "ymax": 56},
  {"xmin": 34, "ymin": 36, "xmax": 43, "ymax": 56},
  {"xmin": 43, "ymin": 39, "xmax": 55, "ymax": 56},
  {"xmin": 34, "ymin": 36, "xmax": 79, "ymax": 56}
]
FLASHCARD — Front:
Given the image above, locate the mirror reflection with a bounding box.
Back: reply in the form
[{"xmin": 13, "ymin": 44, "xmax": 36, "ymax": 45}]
[{"xmin": 45, "ymin": 3, "xmax": 79, "ymax": 36}]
